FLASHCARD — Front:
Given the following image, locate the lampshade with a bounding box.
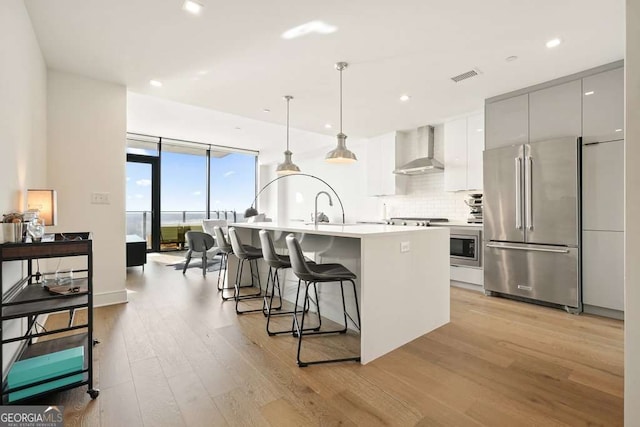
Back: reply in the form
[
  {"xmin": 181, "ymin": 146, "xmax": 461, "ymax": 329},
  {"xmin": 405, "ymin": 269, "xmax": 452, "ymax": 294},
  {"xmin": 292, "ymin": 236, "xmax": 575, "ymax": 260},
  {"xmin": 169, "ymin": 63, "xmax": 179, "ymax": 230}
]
[
  {"xmin": 325, "ymin": 133, "xmax": 357, "ymax": 163},
  {"xmin": 27, "ymin": 189, "xmax": 57, "ymax": 226},
  {"xmin": 244, "ymin": 206, "xmax": 259, "ymax": 218},
  {"xmin": 276, "ymin": 150, "xmax": 301, "ymax": 175},
  {"xmin": 326, "ymin": 62, "xmax": 357, "ymax": 163}
]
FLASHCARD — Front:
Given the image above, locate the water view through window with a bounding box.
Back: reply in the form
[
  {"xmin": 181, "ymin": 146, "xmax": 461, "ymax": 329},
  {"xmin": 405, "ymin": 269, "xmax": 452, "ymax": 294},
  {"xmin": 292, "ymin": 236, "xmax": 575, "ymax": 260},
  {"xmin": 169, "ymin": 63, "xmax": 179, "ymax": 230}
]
[{"xmin": 126, "ymin": 138, "xmax": 257, "ymax": 251}]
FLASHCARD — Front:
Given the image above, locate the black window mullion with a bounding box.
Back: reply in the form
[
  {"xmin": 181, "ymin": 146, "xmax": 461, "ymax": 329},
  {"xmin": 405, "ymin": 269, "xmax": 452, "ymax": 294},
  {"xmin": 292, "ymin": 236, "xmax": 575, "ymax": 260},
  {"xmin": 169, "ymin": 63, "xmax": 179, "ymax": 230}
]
[{"xmin": 206, "ymin": 147, "xmax": 211, "ymax": 219}]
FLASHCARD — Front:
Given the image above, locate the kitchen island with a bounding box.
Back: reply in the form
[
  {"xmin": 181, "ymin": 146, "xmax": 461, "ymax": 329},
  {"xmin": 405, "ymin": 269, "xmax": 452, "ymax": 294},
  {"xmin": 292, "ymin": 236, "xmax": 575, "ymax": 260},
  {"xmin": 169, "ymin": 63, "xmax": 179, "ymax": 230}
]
[{"xmin": 230, "ymin": 221, "xmax": 450, "ymax": 364}]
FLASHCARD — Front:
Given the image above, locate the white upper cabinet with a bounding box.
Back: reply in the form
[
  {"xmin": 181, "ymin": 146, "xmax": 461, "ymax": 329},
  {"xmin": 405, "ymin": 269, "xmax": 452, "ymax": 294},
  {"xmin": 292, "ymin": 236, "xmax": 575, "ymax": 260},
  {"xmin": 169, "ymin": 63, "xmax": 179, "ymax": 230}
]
[
  {"xmin": 466, "ymin": 113, "xmax": 484, "ymax": 190},
  {"xmin": 582, "ymin": 67, "xmax": 624, "ymax": 143},
  {"xmin": 444, "ymin": 118, "xmax": 467, "ymax": 191},
  {"xmin": 529, "ymin": 80, "xmax": 582, "ymax": 142},
  {"xmin": 366, "ymin": 132, "xmax": 406, "ymax": 196},
  {"xmin": 485, "ymin": 94, "xmax": 528, "ymax": 149},
  {"xmin": 444, "ymin": 113, "xmax": 484, "ymax": 191}
]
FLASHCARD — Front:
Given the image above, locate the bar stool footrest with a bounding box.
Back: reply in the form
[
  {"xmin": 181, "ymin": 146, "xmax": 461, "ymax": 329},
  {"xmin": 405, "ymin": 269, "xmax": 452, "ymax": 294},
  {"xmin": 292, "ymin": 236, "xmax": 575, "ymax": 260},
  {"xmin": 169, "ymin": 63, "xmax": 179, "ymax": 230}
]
[{"xmin": 297, "ymin": 356, "xmax": 361, "ymax": 368}]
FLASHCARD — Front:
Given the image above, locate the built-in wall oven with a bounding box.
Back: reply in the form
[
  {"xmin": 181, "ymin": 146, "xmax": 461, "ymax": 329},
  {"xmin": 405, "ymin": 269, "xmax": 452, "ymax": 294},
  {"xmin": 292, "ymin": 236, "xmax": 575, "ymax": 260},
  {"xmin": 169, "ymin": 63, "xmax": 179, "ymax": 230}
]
[{"xmin": 450, "ymin": 228, "xmax": 482, "ymax": 268}]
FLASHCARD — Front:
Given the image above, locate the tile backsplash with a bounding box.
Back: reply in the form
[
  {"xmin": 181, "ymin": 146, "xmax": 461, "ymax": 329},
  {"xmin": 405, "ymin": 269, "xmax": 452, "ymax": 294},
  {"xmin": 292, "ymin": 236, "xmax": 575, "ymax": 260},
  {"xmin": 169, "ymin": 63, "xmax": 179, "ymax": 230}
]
[{"xmin": 381, "ymin": 173, "xmax": 475, "ymax": 221}]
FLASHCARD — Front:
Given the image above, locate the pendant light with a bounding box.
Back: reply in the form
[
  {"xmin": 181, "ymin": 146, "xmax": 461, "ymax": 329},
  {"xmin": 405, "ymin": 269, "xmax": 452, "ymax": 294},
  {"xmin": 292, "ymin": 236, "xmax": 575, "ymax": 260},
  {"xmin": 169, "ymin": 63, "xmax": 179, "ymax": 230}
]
[
  {"xmin": 276, "ymin": 95, "xmax": 301, "ymax": 175},
  {"xmin": 326, "ymin": 61, "xmax": 357, "ymax": 163}
]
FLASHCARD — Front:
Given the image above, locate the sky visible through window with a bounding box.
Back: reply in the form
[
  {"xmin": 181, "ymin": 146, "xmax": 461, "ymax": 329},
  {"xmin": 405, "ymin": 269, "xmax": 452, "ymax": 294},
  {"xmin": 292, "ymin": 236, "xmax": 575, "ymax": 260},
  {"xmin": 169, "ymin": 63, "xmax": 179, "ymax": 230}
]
[{"xmin": 126, "ymin": 152, "xmax": 256, "ymax": 213}]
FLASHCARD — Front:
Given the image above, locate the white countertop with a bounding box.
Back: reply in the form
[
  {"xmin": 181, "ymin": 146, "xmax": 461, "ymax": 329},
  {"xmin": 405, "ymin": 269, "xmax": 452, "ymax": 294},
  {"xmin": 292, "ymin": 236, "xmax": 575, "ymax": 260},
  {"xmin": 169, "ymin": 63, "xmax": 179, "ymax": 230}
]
[
  {"xmin": 230, "ymin": 221, "xmax": 446, "ymax": 238},
  {"xmin": 432, "ymin": 221, "xmax": 483, "ymax": 229}
]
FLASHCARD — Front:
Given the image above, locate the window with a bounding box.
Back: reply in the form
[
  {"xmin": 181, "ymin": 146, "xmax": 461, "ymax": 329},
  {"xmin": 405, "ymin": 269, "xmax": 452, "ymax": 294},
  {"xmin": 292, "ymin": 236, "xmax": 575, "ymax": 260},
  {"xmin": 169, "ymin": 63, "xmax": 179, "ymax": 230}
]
[
  {"xmin": 125, "ymin": 133, "xmax": 258, "ymax": 251},
  {"xmin": 210, "ymin": 151, "xmax": 257, "ymax": 222},
  {"xmin": 161, "ymin": 142, "xmax": 207, "ymax": 227}
]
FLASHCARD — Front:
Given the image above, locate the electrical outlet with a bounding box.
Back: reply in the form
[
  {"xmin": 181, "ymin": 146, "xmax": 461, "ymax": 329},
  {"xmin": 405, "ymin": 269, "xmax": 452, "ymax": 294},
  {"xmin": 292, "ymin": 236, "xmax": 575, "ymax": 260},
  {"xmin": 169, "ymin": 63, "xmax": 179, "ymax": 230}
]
[
  {"xmin": 91, "ymin": 192, "xmax": 110, "ymax": 205},
  {"xmin": 400, "ymin": 241, "xmax": 410, "ymax": 253}
]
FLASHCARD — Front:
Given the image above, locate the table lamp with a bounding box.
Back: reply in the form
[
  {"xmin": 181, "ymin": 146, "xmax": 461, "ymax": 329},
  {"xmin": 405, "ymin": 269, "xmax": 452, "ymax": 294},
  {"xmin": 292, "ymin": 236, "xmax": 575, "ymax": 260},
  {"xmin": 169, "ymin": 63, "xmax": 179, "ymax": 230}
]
[{"xmin": 27, "ymin": 189, "xmax": 57, "ymax": 226}]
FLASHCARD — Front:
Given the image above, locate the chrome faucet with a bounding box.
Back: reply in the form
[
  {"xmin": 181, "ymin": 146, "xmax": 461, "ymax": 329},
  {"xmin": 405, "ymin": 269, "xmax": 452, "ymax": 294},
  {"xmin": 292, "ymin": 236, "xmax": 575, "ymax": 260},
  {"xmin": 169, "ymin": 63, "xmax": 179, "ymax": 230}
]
[{"xmin": 314, "ymin": 191, "xmax": 333, "ymax": 225}]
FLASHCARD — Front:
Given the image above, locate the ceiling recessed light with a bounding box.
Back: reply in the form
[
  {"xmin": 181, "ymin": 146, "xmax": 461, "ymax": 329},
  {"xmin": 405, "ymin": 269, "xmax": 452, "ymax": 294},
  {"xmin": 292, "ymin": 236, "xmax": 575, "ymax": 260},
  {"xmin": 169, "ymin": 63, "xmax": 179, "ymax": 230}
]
[
  {"xmin": 477, "ymin": 128, "xmax": 483, "ymax": 132},
  {"xmin": 263, "ymin": 108, "xmax": 271, "ymax": 113},
  {"xmin": 546, "ymin": 38, "xmax": 562, "ymax": 48},
  {"xmin": 505, "ymin": 56, "xmax": 518, "ymax": 62},
  {"xmin": 615, "ymin": 128, "xmax": 623, "ymax": 132},
  {"xmin": 197, "ymin": 70, "xmax": 209, "ymax": 76},
  {"xmin": 399, "ymin": 94, "xmax": 411, "ymax": 102},
  {"xmin": 584, "ymin": 91, "xmax": 595, "ymax": 96},
  {"xmin": 234, "ymin": 126, "xmax": 242, "ymax": 130},
  {"xmin": 149, "ymin": 80, "xmax": 162, "ymax": 87},
  {"xmin": 281, "ymin": 21, "xmax": 337, "ymax": 40},
  {"xmin": 183, "ymin": 0, "xmax": 203, "ymax": 15},
  {"xmin": 324, "ymin": 123, "xmax": 332, "ymax": 129}
]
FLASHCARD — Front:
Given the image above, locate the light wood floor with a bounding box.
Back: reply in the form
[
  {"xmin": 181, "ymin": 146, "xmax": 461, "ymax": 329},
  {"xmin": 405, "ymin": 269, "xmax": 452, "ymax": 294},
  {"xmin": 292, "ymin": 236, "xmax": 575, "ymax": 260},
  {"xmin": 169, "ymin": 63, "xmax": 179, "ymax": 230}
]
[{"xmin": 42, "ymin": 254, "xmax": 624, "ymax": 426}]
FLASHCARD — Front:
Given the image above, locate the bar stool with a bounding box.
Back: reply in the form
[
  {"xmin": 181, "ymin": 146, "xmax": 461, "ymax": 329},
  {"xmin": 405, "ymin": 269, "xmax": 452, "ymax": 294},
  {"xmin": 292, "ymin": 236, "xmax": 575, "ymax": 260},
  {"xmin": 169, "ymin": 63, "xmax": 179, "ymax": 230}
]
[
  {"xmin": 259, "ymin": 230, "xmax": 320, "ymax": 335},
  {"xmin": 227, "ymin": 227, "xmax": 265, "ymax": 314},
  {"xmin": 285, "ymin": 234, "xmax": 361, "ymax": 367},
  {"xmin": 213, "ymin": 226, "xmax": 232, "ymax": 292},
  {"xmin": 215, "ymin": 226, "xmax": 256, "ymax": 296}
]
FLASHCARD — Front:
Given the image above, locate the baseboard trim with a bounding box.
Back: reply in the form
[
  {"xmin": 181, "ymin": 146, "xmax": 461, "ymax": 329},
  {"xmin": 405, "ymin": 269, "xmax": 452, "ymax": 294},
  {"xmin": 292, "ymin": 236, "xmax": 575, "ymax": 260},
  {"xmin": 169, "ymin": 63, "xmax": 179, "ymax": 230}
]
[
  {"xmin": 583, "ymin": 304, "xmax": 624, "ymax": 320},
  {"xmin": 94, "ymin": 289, "xmax": 128, "ymax": 307},
  {"xmin": 450, "ymin": 281, "xmax": 483, "ymax": 292}
]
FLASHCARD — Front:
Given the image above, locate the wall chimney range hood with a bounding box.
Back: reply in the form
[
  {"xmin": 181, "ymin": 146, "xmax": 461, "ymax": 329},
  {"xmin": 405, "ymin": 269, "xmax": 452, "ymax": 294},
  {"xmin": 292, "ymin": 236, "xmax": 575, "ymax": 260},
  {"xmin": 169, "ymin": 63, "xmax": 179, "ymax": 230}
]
[{"xmin": 393, "ymin": 125, "xmax": 443, "ymax": 175}]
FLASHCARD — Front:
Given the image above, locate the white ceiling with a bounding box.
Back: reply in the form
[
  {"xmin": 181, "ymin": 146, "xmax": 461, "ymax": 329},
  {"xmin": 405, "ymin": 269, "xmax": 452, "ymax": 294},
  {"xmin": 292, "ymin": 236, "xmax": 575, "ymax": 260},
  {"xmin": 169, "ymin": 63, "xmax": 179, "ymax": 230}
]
[
  {"xmin": 25, "ymin": 0, "xmax": 624, "ymax": 139},
  {"xmin": 127, "ymin": 92, "xmax": 335, "ymax": 164}
]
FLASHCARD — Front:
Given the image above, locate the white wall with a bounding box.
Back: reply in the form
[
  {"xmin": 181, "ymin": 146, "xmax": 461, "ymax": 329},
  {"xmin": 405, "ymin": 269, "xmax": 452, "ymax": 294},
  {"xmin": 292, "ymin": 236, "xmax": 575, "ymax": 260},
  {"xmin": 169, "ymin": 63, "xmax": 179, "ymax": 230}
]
[
  {"xmin": 0, "ymin": 0, "xmax": 47, "ymax": 224},
  {"xmin": 0, "ymin": 0, "xmax": 47, "ymax": 371},
  {"xmin": 261, "ymin": 139, "xmax": 377, "ymax": 223},
  {"xmin": 47, "ymin": 70, "xmax": 127, "ymax": 307},
  {"xmin": 625, "ymin": 0, "xmax": 640, "ymax": 423},
  {"xmin": 261, "ymin": 126, "xmax": 473, "ymax": 223}
]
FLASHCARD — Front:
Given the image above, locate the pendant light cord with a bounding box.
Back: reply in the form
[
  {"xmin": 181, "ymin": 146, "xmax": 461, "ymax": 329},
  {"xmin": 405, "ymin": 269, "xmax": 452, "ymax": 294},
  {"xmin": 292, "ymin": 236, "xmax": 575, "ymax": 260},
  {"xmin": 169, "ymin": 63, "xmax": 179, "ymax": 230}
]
[
  {"xmin": 339, "ymin": 67, "xmax": 343, "ymax": 134},
  {"xmin": 286, "ymin": 97, "xmax": 290, "ymax": 151}
]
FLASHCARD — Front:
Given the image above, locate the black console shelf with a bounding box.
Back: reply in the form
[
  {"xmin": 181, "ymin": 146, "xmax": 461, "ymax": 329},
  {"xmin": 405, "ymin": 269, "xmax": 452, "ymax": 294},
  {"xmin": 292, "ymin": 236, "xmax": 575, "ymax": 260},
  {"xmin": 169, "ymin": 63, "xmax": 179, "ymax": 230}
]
[{"xmin": 0, "ymin": 233, "xmax": 98, "ymax": 404}]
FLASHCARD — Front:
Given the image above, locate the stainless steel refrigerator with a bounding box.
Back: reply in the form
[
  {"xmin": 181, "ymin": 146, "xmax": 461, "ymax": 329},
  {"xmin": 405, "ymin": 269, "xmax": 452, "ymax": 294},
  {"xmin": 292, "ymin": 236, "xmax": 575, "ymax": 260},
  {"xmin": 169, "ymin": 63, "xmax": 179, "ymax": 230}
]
[{"xmin": 483, "ymin": 137, "xmax": 581, "ymax": 312}]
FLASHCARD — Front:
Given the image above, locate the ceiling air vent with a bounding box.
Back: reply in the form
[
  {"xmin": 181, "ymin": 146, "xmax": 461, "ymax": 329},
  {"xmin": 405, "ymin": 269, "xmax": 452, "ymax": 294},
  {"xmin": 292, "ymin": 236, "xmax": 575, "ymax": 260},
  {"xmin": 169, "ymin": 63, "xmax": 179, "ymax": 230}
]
[{"xmin": 450, "ymin": 68, "xmax": 481, "ymax": 83}]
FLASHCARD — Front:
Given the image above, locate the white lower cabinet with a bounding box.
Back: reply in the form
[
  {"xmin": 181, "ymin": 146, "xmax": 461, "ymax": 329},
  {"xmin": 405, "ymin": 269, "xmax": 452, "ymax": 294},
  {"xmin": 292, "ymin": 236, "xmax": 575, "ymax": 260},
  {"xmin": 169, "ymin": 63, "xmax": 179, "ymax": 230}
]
[
  {"xmin": 582, "ymin": 230, "xmax": 624, "ymax": 311},
  {"xmin": 450, "ymin": 266, "xmax": 483, "ymax": 287}
]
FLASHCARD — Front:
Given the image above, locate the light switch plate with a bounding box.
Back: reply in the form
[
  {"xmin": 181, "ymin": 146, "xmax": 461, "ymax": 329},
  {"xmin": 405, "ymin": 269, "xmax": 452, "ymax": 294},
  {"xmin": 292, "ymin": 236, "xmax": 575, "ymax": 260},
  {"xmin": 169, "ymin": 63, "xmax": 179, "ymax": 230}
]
[
  {"xmin": 91, "ymin": 192, "xmax": 110, "ymax": 205},
  {"xmin": 400, "ymin": 241, "xmax": 410, "ymax": 252}
]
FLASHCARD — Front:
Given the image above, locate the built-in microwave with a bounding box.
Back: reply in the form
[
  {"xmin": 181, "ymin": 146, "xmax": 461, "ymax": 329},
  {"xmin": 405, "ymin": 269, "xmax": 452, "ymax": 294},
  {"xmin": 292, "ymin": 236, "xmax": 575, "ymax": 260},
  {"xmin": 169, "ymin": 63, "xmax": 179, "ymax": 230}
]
[{"xmin": 450, "ymin": 228, "xmax": 482, "ymax": 268}]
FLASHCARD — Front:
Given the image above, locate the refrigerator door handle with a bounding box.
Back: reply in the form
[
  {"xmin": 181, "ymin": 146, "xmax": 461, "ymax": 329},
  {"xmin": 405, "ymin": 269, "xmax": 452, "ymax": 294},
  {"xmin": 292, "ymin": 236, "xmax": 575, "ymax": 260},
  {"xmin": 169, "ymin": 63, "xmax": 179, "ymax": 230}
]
[
  {"xmin": 515, "ymin": 157, "xmax": 522, "ymax": 229},
  {"xmin": 525, "ymin": 155, "xmax": 533, "ymax": 230},
  {"xmin": 486, "ymin": 243, "xmax": 570, "ymax": 254}
]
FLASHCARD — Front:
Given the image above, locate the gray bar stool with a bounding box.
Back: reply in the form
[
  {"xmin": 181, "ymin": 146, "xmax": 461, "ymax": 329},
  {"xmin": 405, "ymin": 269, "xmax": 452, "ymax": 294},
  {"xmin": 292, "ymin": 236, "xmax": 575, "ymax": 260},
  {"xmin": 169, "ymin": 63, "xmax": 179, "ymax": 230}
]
[
  {"xmin": 213, "ymin": 226, "xmax": 233, "ymax": 292},
  {"xmin": 228, "ymin": 227, "xmax": 265, "ymax": 314},
  {"xmin": 285, "ymin": 234, "xmax": 361, "ymax": 367},
  {"xmin": 259, "ymin": 230, "xmax": 320, "ymax": 335}
]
